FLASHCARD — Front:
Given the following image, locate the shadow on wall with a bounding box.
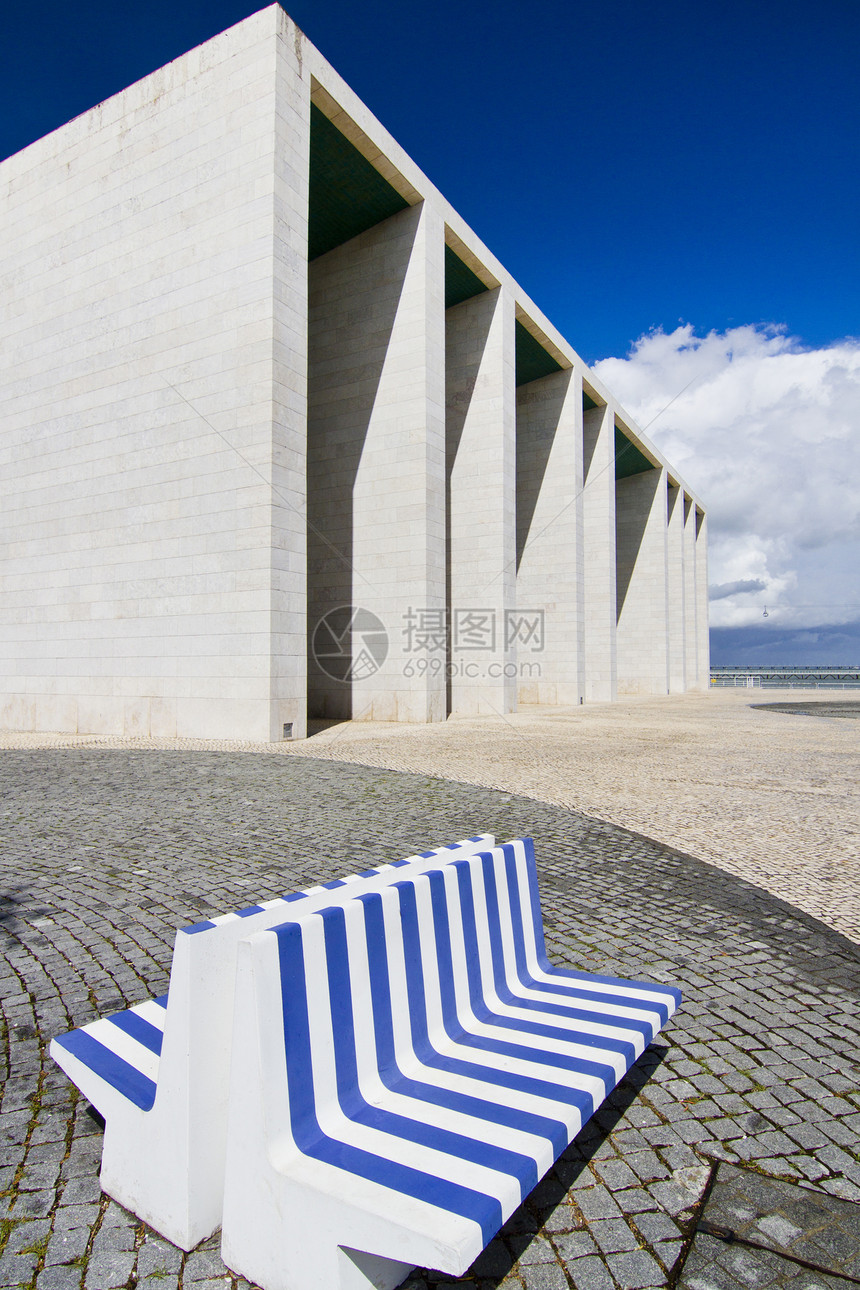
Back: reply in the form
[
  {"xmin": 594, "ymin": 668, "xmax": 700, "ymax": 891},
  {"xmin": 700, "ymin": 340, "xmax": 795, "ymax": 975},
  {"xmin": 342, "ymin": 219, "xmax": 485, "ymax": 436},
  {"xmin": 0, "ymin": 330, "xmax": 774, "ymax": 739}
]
[
  {"xmin": 306, "ymin": 207, "xmax": 420, "ymax": 720},
  {"xmin": 615, "ymin": 468, "xmax": 661, "ymax": 621},
  {"xmin": 515, "ymin": 369, "xmax": 572, "ymax": 575},
  {"xmin": 445, "ymin": 291, "xmax": 496, "ymax": 716}
]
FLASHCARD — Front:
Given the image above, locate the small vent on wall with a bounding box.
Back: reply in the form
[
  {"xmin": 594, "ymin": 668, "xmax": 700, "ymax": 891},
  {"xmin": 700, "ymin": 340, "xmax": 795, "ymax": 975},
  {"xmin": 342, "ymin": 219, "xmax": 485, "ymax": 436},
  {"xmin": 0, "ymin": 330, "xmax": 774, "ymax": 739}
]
[{"xmin": 282, "ymin": 723, "xmax": 293, "ymax": 740}]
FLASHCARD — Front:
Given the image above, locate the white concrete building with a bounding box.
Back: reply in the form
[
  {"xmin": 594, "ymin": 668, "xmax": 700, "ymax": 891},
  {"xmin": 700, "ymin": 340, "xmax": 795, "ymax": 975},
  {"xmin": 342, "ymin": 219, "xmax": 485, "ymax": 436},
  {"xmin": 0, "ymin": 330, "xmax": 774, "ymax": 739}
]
[{"xmin": 0, "ymin": 6, "xmax": 708, "ymax": 742}]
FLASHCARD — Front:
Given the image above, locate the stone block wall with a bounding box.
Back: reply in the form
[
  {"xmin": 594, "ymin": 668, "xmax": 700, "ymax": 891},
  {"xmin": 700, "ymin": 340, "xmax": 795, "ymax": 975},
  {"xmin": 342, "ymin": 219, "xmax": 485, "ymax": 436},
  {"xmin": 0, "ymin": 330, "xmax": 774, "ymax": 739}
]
[{"xmin": 0, "ymin": 7, "xmax": 309, "ymax": 740}]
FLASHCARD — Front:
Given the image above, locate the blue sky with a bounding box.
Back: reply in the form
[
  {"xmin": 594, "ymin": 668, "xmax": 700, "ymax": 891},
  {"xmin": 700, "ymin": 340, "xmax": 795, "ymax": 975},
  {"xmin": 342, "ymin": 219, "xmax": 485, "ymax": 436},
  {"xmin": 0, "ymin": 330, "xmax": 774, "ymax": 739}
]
[
  {"xmin": 3, "ymin": 0, "xmax": 857, "ymax": 362},
  {"xmin": 2, "ymin": 0, "xmax": 858, "ymax": 661}
]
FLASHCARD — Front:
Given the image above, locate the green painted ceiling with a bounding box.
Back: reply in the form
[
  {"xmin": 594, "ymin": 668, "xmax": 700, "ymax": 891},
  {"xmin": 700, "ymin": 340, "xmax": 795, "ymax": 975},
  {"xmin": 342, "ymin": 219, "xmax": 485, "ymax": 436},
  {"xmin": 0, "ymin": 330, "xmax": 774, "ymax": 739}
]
[
  {"xmin": 615, "ymin": 426, "xmax": 656, "ymax": 479},
  {"xmin": 515, "ymin": 321, "xmax": 564, "ymax": 386},
  {"xmin": 307, "ymin": 111, "xmax": 606, "ymax": 414},
  {"xmin": 308, "ymin": 105, "xmax": 409, "ymax": 261},
  {"xmin": 445, "ymin": 246, "xmax": 489, "ymax": 309}
]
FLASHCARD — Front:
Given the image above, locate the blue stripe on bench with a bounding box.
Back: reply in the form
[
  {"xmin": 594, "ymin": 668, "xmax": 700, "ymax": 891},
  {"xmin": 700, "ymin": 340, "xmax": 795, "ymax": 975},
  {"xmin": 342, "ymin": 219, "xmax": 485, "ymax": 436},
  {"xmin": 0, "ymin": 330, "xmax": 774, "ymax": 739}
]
[
  {"xmin": 354, "ymin": 894, "xmax": 570, "ymax": 1150},
  {"xmin": 109, "ymin": 1010, "xmax": 164, "ymax": 1055},
  {"xmin": 51, "ymin": 996, "xmax": 167, "ymax": 1109},
  {"xmin": 276, "ymin": 921, "xmax": 503, "ymax": 1245},
  {"xmin": 360, "ymin": 888, "xmax": 597, "ymax": 1119},
  {"xmin": 414, "ymin": 875, "xmax": 634, "ymax": 1080},
  {"xmin": 467, "ymin": 857, "xmax": 656, "ymax": 1040},
  {"xmin": 54, "ymin": 1028, "xmax": 157, "ymax": 1112},
  {"xmin": 321, "ymin": 904, "xmax": 540, "ymax": 1201}
]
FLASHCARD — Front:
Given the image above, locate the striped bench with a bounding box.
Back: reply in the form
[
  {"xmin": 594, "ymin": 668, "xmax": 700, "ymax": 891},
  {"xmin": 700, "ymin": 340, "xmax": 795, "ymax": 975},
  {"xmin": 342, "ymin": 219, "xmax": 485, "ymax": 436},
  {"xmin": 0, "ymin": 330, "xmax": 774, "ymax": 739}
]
[
  {"xmin": 49, "ymin": 834, "xmax": 494, "ymax": 1251},
  {"xmin": 220, "ymin": 838, "xmax": 681, "ymax": 1290}
]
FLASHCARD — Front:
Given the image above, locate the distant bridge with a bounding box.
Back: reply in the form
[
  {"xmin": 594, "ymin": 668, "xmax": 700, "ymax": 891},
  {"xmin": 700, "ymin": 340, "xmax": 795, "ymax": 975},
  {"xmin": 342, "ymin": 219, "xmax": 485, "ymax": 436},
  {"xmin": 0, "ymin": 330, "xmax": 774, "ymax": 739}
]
[{"xmin": 711, "ymin": 666, "xmax": 860, "ymax": 689}]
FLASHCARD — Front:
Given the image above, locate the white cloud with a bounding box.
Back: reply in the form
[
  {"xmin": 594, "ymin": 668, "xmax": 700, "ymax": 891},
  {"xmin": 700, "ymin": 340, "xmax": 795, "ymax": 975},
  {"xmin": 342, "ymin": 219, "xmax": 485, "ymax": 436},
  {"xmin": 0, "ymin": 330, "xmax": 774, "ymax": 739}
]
[{"xmin": 594, "ymin": 324, "xmax": 860, "ymax": 629}]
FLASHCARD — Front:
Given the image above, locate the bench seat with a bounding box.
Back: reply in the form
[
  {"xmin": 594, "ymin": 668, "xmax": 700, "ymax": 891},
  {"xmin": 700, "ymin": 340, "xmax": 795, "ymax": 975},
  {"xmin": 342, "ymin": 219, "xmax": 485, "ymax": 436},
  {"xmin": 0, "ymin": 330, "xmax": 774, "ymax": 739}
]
[
  {"xmin": 52, "ymin": 994, "xmax": 168, "ymax": 1112},
  {"xmin": 220, "ymin": 839, "xmax": 680, "ymax": 1290}
]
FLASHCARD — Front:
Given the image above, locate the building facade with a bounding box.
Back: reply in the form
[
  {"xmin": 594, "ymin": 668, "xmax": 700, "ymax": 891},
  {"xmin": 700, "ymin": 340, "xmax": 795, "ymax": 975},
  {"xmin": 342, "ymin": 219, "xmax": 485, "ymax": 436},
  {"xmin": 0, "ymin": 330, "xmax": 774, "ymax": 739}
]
[{"xmin": 0, "ymin": 6, "xmax": 708, "ymax": 742}]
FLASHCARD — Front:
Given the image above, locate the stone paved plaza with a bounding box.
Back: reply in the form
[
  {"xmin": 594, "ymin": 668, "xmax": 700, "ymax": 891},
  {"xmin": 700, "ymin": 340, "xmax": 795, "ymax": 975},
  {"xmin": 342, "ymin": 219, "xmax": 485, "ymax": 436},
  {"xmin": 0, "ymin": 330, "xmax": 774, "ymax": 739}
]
[{"xmin": 1, "ymin": 691, "xmax": 859, "ymax": 1288}]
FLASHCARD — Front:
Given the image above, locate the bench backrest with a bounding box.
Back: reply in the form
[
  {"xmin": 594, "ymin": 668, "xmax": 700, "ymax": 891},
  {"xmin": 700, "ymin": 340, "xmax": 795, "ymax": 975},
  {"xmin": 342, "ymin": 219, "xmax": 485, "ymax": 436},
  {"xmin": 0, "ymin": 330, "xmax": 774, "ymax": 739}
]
[
  {"xmin": 155, "ymin": 835, "xmax": 495, "ymax": 1128},
  {"xmin": 230, "ymin": 839, "xmax": 680, "ymax": 1246}
]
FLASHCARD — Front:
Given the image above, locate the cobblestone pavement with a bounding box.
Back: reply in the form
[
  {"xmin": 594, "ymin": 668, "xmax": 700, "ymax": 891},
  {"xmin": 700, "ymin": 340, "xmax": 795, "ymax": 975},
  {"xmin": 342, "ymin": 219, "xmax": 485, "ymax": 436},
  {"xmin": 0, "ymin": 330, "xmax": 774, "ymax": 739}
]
[
  {"xmin": 3, "ymin": 689, "xmax": 858, "ymax": 945},
  {"xmin": 1, "ymin": 748, "xmax": 859, "ymax": 1290},
  {"xmin": 679, "ymin": 1162, "xmax": 860, "ymax": 1286}
]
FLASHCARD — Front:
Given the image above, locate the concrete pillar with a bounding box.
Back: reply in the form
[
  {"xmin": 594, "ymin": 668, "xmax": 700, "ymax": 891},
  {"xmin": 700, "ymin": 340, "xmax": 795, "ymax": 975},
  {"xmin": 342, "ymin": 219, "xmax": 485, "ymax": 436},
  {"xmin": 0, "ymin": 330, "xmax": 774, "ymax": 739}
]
[
  {"xmin": 515, "ymin": 368, "xmax": 584, "ymax": 706},
  {"xmin": 271, "ymin": 15, "xmax": 311, "ymax": 740},
  {"xmin": 666, "ymin": 483, "xmax": 686, "ymax": 693},
  {"xmin": 683, "ymin": 495, "xmax": 698, "ymax": 688},
  {"xmin": 582, "ymin": 404, "xmax": 617, "ymax": 701},
  {"xmin": 445, "ymin": 287, "xmax": 516, "ymax": 715},
  {"xmin": 695, "ymin": 508, "xmax": 710, "ymax": 689},
  {"xmin": 616, "ymin": 466, "xmax": 670, "ymax": 695},
  {"xmin": 307, "ymin": 201, "xmax": 446, "ymax": 721}
]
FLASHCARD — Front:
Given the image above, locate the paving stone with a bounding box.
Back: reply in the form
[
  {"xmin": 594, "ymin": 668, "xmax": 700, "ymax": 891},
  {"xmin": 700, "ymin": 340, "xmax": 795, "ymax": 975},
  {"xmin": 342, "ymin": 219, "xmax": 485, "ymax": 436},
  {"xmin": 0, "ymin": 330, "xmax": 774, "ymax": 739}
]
[
  {"xmin": 542, "ymin": 1203, "xmax": 577, "ymax": 1234},
  {"xmin": 593, "ymin": 1159, "xmax": 639, "ymax": 1190},
  {"xmin": 612, "ymin": 1187, "xmax": 657, "ymax": 1215},
  {"xmin": 653, "ymin": 1238, "xmax": 684, "ymax": 1271},
  {"xmin": 521, "ymin": 1265, "xmax": 568, "ymax": 1290},
  {"xmin": 552, "ymin": 1232, "xmax": 598, "ymax": 1262},
  {"xmin": 516, "ymin": 1236, "xmax": 556, "ymax": 1266},
  {"xmin": 574, "ymin": 1190, "xmax": 622, "ymax": 1222},
  {"xmin": 8, "ymin": 1189, "xmax": 55, "ymax": 1220},
  {"xmin": 52, "ymin": 1206, "xmax": 99, "ymax": 1234},
  {"xmin": 135, "ymin": 1240, "xmax": 182, "ymax": 1278},
  {"xmin": 59, "ymin": 1178, "xmax": 101, "ymax": 1206},
  {"xmin": 182, "ymin": 1248, "xmax": 229, "ymax": 1282},
  {"xmin": 18, "ymin": 1161, "xmax": 62, "ymax": 1192},
  {"xmin": 567, "ymin": 1257, "xmax": 615, "ymax": 1289},
  {"xmin": 0, "ymin": 1251, "xmax": 39, "ymax": 1284},
  {"xmin": 588, "ymin": 1219, "xmax": 640, "ymax": 1255},
  {"xmin": 606, "ymin": 1249, "xmax": 664, "ymax": 1288},
  {"xmin": 96, "ymin": 1203, "xmax": 136, "ymax": 1233},
  {"xmin": 44, "ymin": 1227, "xmax": 90, "ymax": 1266},
  {"xmin": 633, "ymin": 1209, "xmax": 683, "ymax": 1244},
  {"xmin": 626, "ymin": 1150, "xmax": 671, "ymax": 1183},
  {"xmin": 822, "ymin": 1118, "xmax": 859, "ymax": 1148},
  {"xmin": 83, "ymin": 1251, "xmax": 135, "ymax": 1289},
  {"xmin": 819, "ymin": 1177, "xmax": 860, "ymax": 1202},
  {"xmin": 4, "ymin": 1220, "xmax": 51, "ymax": 1256},
  {"xmin": 648, "ymin": 1166, "xmax": 712, "ymax": 1219},
  {"xmin": 36, "ymin": 1266, "xmax": 84, "ymax": 1290},
  {"xmin": 92, "ymin": 1223, "xmax": 135, "ymax": 1254}
]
